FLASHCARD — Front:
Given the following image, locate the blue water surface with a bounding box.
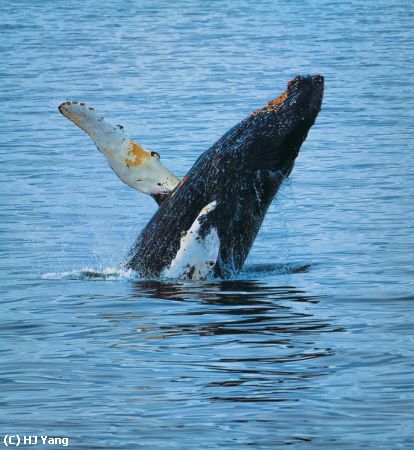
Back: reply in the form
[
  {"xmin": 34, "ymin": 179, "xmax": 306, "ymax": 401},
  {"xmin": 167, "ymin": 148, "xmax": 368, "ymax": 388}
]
[{"xmin": 0, "ymin": 1, "xmax": 413, "ymax": 448}]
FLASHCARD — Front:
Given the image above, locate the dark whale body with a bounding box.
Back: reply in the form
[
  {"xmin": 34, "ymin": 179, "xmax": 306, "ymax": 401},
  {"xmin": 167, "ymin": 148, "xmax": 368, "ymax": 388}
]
[{"xmin": 126, "ymin": 75, "xmax": 324, "ymax": 278}]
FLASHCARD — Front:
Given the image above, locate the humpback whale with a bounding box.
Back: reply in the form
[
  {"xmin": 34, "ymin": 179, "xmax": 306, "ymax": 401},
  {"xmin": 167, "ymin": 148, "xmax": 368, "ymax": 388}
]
[{"xmin": 59, "ymin": 75, "xmax": 324, "ymax": 279}]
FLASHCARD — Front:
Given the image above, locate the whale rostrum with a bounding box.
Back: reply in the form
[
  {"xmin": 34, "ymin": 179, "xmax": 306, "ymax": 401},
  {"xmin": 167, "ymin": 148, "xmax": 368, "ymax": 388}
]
[{"xmin": 59, "ymin": 75, "xmax": 324, "ymax": 279}]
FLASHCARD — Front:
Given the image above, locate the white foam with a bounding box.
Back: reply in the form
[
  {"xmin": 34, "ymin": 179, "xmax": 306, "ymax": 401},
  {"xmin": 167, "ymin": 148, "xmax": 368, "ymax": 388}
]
[{"xmin": 41, "ymin": 266, "xmax": 139, "ymax": 281}]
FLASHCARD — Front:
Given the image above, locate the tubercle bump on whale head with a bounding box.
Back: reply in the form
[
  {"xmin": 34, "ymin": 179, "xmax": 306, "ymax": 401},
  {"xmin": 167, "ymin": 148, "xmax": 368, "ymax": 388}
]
[{"xmin": 285, "ymin": 74, "xmax": 324, "ymax": 114}]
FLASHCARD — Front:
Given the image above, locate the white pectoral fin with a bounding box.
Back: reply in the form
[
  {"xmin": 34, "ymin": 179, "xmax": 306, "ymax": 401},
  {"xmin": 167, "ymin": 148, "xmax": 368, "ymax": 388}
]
[
  {"xmin": 58, "ymin": 101, "xmax": 180, "ymax": 196},
  {"xmin": 162, "ymin": 201, "xmax": 220, "ymax": 280}
]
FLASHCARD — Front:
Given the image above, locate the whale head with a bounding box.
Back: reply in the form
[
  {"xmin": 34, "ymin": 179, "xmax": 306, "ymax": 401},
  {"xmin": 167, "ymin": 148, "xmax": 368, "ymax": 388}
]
[
  {"xmin": 127, "ymin": 75, "xmax": 324, "ymax": 278},
  {"xmin": 246, "ymin": 74, "xmax": 324, "ymax": 176},
  {"xmin": 209, "ymin": 74, "xmax": 324, "ymax": 275}
]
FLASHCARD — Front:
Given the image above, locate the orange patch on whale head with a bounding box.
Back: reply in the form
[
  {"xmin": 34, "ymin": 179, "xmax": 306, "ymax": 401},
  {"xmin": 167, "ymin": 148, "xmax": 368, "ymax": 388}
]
[
  {"xmin": 124, "ymin": 141, "xmax": 150, "ymax": 168},
  {"xmin": 251, "ymin": 90, "xmax": 289, "ymax": 116},
  {"xmin": 266, "ymin": 91, "xmax": 288, "ymax": 109}
]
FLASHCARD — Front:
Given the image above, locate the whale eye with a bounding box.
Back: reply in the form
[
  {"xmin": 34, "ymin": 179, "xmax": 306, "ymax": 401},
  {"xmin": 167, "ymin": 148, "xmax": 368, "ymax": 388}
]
[{"xmin": 151, "ymin": 151, "xmax": 160, "ymax": 159}]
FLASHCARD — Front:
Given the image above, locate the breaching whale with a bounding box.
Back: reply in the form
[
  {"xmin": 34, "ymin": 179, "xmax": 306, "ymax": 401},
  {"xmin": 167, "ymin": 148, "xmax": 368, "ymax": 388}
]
[{"xmin": 59, "ymin": 74, "xmax": 324, "ymax": 279}]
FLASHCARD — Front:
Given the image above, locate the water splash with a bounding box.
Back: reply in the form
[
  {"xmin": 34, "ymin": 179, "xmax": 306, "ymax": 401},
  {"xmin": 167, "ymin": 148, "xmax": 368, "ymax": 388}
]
[
  {"xmin": 241, "ymin": 262, "xmax": 311, "ymax": 276},
  {"xmin": 41, "ymin": 266, "xmax": 139, "ymax": 281},
  {"xmin": 41, "ymin": 262, "xmax": 310, "ymax": 281}
]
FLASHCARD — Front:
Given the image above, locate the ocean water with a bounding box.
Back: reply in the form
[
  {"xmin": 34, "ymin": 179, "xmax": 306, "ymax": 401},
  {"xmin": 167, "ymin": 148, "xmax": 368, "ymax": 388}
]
[{"xmin": 1, "ymin": 1, "xmax": 413, "ymax": 448}]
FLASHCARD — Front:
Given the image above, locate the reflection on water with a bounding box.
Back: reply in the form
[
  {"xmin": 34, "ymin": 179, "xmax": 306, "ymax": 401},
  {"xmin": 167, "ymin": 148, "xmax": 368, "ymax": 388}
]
[
  {"xmin": 1, "ymin": 278, "xmax": 347, "ymax": 448},
  {"xmin": 1, "ymin": 275, "xmax": 413, "ymax": 448},
  {"xmin": 106, "ymin": 280, "xmax": 341, "ymax": 406}
]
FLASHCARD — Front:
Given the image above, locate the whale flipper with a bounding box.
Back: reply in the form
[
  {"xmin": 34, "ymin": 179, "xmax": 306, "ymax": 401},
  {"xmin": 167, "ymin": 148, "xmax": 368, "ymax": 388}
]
[
  {"xmin": 162, "ymin": 201, "xmax": 220, "ymax": 280},
  {"xmin": 58, "ymin": 102, "xmax": 180, "ymax": 200}
]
